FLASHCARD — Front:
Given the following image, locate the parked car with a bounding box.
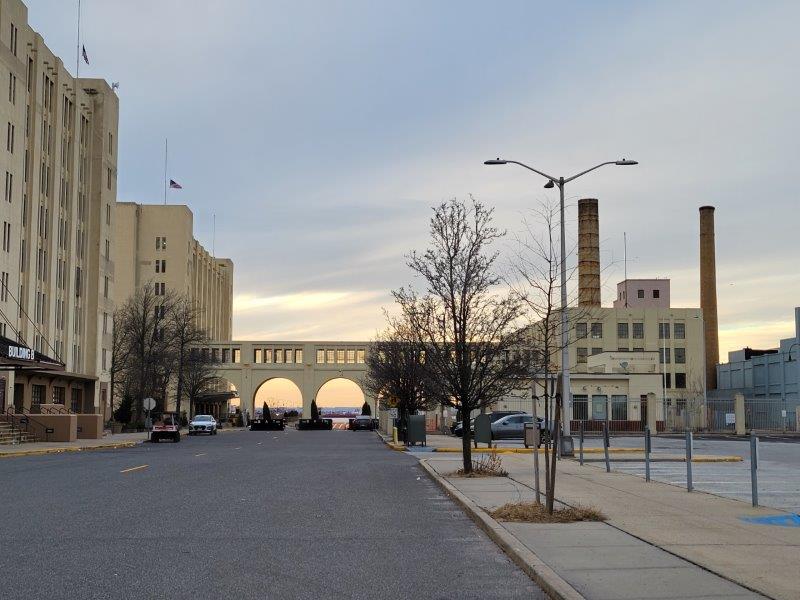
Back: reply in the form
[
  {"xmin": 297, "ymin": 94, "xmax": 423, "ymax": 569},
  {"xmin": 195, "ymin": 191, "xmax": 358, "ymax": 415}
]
[
  {"xmin": 349, "ymin": 415, "xmax": 376, "ymax": 431},
  {"xmin": 151, "ymin": 412, "xmax": 181, "ymax": 443},
  {"xmin": 452, "ymin": 411, "xmax": 525, "ymax": 437},
  {"xmin": 491, "ymin": 414, "xmax": 535, "ymax": 440},
  {"xmin": 188, "ymin": 415, "xmax": 218, "ymax": 436}
]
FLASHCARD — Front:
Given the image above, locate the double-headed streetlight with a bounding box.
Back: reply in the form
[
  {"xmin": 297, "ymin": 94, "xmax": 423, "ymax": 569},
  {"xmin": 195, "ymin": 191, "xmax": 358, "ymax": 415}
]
[{"xmin": 484, "ymin": 158, "xmax": 638, "ymax": 438}]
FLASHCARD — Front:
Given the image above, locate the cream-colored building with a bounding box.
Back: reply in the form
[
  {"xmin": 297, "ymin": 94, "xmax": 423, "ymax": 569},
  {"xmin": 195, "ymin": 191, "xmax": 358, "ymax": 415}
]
[
  {"xmin": 113, "ymin": 203, "xmax": 233, "ymax": 341},
  {"xmin": 0, "ymin": 0, "xmax": 118, "ymax": 417}
]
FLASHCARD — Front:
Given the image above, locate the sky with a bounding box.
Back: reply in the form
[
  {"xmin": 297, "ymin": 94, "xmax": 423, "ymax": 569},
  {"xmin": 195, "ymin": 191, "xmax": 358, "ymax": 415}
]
[{"xmin": 28, "ymin": 0, "xmax": 800, "ymax": 368}]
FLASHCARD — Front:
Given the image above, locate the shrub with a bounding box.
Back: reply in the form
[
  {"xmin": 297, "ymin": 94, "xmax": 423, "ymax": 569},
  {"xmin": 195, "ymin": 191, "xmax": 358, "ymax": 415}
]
[{"xmin": 361, "ymin": 401, "xmax": 372, "ymax": 416}]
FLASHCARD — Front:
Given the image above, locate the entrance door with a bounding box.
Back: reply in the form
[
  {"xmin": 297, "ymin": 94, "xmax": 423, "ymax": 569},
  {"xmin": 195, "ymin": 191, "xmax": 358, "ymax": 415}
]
[
  {"xmin": 0, "ymin": 378, "xmax": 5, "ymax": 413},
  {"xmin": 640, "ymin": 395, "xmax": 648, "ymax": 427},
  {"xmin": 13, "ymin": 383, "xmax": 24, "ymax": 412}
]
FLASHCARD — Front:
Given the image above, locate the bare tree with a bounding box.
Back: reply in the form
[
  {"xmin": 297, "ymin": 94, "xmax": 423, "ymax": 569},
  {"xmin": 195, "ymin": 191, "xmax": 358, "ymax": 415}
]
[
  {"xmin": 395, "ymin": 198, "xmax": 528, "ymax": 473},
  {"xmin": 364, "ymin": 318, "xmax": 435, "ymax": 438},
  {"xmin": 508, "ymin": 199, "xmax": 590, "ymax": 513},
  {"xmin": 167, "ymin": 297, "xmax": 209, "ymax": 418},
  {"xmin": 183, "ymin": 347, "xmax": 222, "ymax": 417}
]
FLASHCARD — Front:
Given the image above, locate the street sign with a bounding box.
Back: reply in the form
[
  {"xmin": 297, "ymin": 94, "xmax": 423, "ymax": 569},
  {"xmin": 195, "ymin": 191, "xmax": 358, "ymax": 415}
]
[
  {"xmin": 388, "ymin": 408, "xmax": 398, "ymax": 419},
  {"xmin": 725, "ymin": 413, "xmax": 735, "ymax": 425},
  {"xmin": 143, "ymin": 397, "xmax": 156, "ymax": 411}
]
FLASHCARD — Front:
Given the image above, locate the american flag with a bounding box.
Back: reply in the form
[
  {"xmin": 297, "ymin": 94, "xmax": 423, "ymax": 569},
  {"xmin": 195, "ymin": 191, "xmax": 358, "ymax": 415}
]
[
  {"xmin": 169, "ymin": 179, "xmax": 183, "ymax": 189},
  {"xmin": 82, "ymin": 45, "xmax": 89, "ymax": 65}
]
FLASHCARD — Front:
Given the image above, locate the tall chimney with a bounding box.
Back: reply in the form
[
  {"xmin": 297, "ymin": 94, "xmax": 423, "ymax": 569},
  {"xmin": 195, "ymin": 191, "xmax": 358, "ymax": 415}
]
[
  {"xmin": 699, "ymin": 206, "xmax": 719, "ymax": 390},
  {"xmin": 578, "ymin": 198, "xmax": 601, "ymax": 307}
]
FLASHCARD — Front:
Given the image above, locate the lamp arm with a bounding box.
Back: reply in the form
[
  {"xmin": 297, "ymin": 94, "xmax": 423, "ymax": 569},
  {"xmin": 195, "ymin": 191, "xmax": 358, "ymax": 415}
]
[
  {"xmin": 563, "ymin": 161, "xmax": 617, "ymax": 183},
  {"xmin": 503, "ymin": 160, "xmax": 558, "ymax": 183}
]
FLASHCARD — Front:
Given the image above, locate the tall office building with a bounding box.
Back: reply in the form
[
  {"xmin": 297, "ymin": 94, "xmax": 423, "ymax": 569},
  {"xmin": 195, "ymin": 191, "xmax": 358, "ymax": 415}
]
[
  {"xmin": 0, "ymin": 0, "xmax": 118, "ymax": 416},
  {"xmin": 113, "ymin": 203, "xmax": 233, "ymax": 343}
]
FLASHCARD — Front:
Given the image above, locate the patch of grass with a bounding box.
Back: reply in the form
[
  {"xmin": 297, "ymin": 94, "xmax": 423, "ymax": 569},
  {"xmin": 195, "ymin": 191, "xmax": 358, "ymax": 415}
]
[
  {"xmin": 451, "ymin": 451, "xmax": 508, "ymax": 477},
  {"xmin": 490, "ymin": 501, "xmax": 605, "ymax": 523}
]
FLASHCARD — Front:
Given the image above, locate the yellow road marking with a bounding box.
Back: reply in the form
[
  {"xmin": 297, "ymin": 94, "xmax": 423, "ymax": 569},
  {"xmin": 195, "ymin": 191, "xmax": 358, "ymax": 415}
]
[{"xmin": 120, "ymin": 464, "xmax": 148, "ymax": 473}]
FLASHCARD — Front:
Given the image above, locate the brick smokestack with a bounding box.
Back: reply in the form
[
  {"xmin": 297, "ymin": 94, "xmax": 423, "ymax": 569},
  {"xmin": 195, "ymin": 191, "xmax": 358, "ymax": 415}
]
[
  {"xmin": 578, "ymin": 198, "xmax": 601, "ymax": 307},
  {"xmin": 700, "ymin": 206, "xmax": 719, "ymax": 390}
]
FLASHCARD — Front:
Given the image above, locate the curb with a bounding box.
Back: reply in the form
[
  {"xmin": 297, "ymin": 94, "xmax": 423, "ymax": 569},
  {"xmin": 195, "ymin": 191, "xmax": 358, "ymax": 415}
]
[
  {"xmin": 418, "ymin": 459, "xmax": 585, "ymax": 600},
  {"xmin": 432, "ymin": 447, "xmax": 648, "ymax": 455},
  {"xmin": 0, "ymin": 440, "xmax": 139, "ymax": 459}
]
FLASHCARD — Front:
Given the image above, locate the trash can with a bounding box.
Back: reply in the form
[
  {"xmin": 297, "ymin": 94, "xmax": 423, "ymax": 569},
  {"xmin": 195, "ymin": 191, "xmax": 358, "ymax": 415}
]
[{"xmin": 407, "ymin": 414, "xmax": 426, "ymax": 446}]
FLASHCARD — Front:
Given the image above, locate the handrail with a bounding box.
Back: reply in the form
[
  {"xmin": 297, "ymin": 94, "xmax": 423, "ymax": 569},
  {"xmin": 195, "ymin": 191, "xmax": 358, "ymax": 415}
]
[{"xmin": 2, "ymin": 407, "xmax": 50, "ymax": 441}]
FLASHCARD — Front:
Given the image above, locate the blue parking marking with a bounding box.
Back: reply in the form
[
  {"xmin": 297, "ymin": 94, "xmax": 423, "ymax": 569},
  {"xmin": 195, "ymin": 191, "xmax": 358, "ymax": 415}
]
[{"xmin": 740, "ymin": 514, "xmax": 800, "ymax": 527}]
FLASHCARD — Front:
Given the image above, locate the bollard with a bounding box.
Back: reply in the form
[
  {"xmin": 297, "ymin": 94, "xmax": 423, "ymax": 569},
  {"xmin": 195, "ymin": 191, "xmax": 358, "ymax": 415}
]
[
  {"xmin": 579, "ymin": 421, "xmax": 584, "ymax": 466},
  {"xmin": 644, "ymin": 426, "xmax": 651, "ymax": 482},
  {"xmin": 750, "ymin": 434, "xmax": 759, "ymax": 507},
  {"xmin": 685, "ymin": 429, "xmax": 693, "ymax": 492},
  {"xmin": 603, "ymin": 421, "xmax": 610, "ymax": 473}
]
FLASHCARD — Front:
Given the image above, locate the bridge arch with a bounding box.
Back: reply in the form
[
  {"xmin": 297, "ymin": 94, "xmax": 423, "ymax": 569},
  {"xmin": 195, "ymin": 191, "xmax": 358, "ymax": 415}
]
[{"xmin": 253, "ymin": 377, "xmax": 304, "ymax": 417}]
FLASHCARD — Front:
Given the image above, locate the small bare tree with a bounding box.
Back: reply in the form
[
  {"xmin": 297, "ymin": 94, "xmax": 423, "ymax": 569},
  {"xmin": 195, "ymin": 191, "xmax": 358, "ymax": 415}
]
[
  {"xmin": 183, "ymin": 347, "xmax": 222, "ymax": 417},
  {"xmin": 509, "ymin": 200, "xmax": 590, "ymax": 513},
  {"xmin": 395, "ymin": 198, "xmax": 528, "ymax": 473}
]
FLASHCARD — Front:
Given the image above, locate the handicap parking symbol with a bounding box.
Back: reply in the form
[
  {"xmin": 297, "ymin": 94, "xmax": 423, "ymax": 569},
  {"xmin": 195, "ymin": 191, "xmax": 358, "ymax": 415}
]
[{"xmin": 740, "ymin": 514, "xmax": 800, "ymax": 527}]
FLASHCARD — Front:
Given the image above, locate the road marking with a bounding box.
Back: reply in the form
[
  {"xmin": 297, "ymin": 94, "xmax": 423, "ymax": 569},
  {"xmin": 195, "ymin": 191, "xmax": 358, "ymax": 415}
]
[
  {"xmin": 120, "ymin": 465, "xmax": 148, "ymax": 474},
  {"xmin": 257, "ymin": 442, "xmax": 262, "ymax": 445},
  {"xmin": 235, "ymin": 447, "xmax": 241, "ymax": 450},
  {"xmin": 195, "ymin": 453, "xmax": 206, "ymax": 457}
]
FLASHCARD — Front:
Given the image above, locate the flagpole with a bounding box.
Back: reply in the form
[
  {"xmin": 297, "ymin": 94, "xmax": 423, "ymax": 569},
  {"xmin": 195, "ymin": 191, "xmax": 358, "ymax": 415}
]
[
  {"xmin": 163, "ymin": 138, "xmax": 168, "ymax": 205},
  {"xmin": 76, "ymin": 0, "xmax": 81, "ymax": 78},
  {"xmin": 212, "ymin": 214, "xmax": 216, "ymax": 258}
]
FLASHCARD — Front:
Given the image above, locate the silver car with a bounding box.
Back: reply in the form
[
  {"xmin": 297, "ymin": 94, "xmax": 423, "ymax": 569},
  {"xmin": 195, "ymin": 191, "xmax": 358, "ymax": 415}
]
[
  {"xmin": 490, "ymin": 414, "xmax": 534, "ymax": 439},
  {"xmin": 188, "ymin": 415, "xmax": 218, "ymax": 435}
]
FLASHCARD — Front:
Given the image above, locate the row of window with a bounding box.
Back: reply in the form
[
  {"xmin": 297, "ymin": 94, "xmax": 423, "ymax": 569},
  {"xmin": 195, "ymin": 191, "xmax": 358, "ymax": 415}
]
[
  {"xmin": 315, "ymin": 348, "xmax": 366, "ymax": 364},
  {"xmin": 578, "ymin": 321, "xmax": 687, "ymax": 340},
  {"xmin": 254, "ymin": 348, "xmax": 304, "ymax": 364},
  {"xmin": 577, "ymin": 346, "xmax": 686, "ymax": 364}
]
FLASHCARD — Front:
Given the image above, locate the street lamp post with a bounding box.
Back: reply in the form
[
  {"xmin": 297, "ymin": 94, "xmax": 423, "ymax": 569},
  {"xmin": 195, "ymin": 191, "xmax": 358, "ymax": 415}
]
[{"xmin": 484, "ymin": 158, "xmax": 638, "ymax": 437}]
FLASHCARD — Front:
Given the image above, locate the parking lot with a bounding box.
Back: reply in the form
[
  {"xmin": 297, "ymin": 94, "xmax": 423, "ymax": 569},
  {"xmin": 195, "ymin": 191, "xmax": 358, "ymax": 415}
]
[{"xmin": 582, "ymin": 435, "xmax": 800, "ymax": 513}]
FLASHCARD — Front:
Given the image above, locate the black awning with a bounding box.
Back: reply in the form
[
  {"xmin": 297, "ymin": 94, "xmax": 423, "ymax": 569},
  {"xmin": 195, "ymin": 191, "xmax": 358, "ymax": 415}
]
[
  {"xmin": 193, "ymin": 391, "xmax": 238, "ymax": 404},
  {"xmin": 0, "ymin": 336, "xmax": 65, "ymax": 372}
]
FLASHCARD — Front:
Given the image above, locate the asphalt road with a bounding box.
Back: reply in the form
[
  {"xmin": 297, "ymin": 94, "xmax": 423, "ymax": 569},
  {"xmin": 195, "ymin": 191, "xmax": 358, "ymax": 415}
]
[{"xmin": 0, "ymin": 429, "xmax": 544, "ymax": 600}]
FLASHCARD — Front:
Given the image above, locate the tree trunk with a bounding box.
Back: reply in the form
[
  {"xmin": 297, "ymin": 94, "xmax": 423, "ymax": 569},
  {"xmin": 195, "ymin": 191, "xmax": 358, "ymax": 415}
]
[
  {"xmin": 175, "ymin": 347, "xmax": 185, "ymax": 418},
  {"xmin": 461, "ymin": 408, "xmax": 473, "ymax": 474},
  {"xmin": 546, "ymin": 395, "xmax": 562, "ymax": 514}
]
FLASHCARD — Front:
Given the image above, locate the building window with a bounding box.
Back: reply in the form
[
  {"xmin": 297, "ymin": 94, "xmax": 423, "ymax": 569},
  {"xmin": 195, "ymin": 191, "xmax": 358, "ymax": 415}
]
[
  {"xmin": 577, "ymin": 347, "xmax": 588, "ymax": 364},
  {"xmin": 32, "ymin": 384, "xmax": 45, "ymax": 405},
  {"xmin": 575, "ymin": 322, "xmax": 587, "ymax": 339},
  {"xmin": 296, "ymin": 349, "xmax": 303, "ymax": 363},
  {"xmin": 347, "ymin": 349, "xmax": 355, "ymax": 364},
  {"xmin": 659, "ymin": 348, "xmax": 671, "ymax": 364},
  {"xmin": 653, "ymin": 289, "xmax": 660, "ymax": 299},
  {"xmin": 316, "ymin": 349, "xmax": 325, "ymax": 364},
  {"xmin": 337, "ymin": 349, "xmax": 345, "ymax": 363},
  {"xmin": 632, "ymin": 322, "xmax": 644, "ymax": 339},
  {"xmin": 102, "ymin": 349, "xmax": 108, "ymax": 370},
  {"xmin": 674, "ymin": 347, "xmax": 686, "ymax": 364},
  {"xmin": 611, "ymin": 395, "xmax": 628, "ymax": 420},
  {"xmin": 674, "ymin": 322, "xmax": 685, "ymax": 339},
  {"xmin": 591, "ymin": 323, "xmax": 603, "ymax": 339},
  {"xmin": 103, "ymin": 312, "xmax": 108, "ymax": 334},
  {"xmin": 675, "ymin": 373, "xmax": 687, "ymax": 389},
  {"xmin": 591, "ymin": 395, "xmax": 607, "ymax": 420},
  {"xmin": 664, "ymin": 373, "xmax": 672, "ymax": 389},
  {"xmin": 154, "ymin": 282, "xmax": 165, "ymax": 296},
  {"xmin": 658, "ymin": 322, "xmax": 670, "ymax": 339},
  {"xmin": 104, "ymin": 276, "xmax": 110, "ymax": 298},
  {"xmin": 232, "ymin": 348, "xmax": 241, "ymax": 363},
  {"xmin": 70, "ymin": 388, "xmax": 82, "ymax": 413},
  {"xmin": 326, "ymin": 349, "xmax": 335, "ymax": 364},
  {"xmin": 285, "ymin": 349, "xmax": 293, "ymax": 364},
  {"xmin": 52, "ymin": 386, "xmax": 66, "ymax": 404},
  {"xmin": 254, "ymin": 349, "xmax": 262, "ymax": 363},
  {"xmin": 8, "ymin": 72, "xmax": 16, "ymax": 104},
  {"xmin": 222, "ymin": 348, "xmax": 230, "ymax": 363},
  {"xmin": 356, "ymin": 349, "xmax": 365, "ymax": 364},
  {"xmin": 275, "ymin": 349, "xmax": 284, "ymax": 363},
  {"xmin": 637, "ymin": 289, "xmax": 644, "ymax": 298},
  {"xmin": 591, "ymin": 347, "xmax": 603, "ymax": 356},
  {"xmin": 155, "ymin": 259, "xmax": 166, "ymax": 273},
  {"xmin": 264, "ymin": 349, "xmax": 273, "ymax": 363},
  {"xmin": 572, "ymin": 395, "xmax": 588, "ymax": 420},
  {"xmin": 617, "ymin": 322, "xmax": 629, "ymax": 339},
  {"xmin": 155, "ymin": 236, "xmax": 167, "ymax": 250}
]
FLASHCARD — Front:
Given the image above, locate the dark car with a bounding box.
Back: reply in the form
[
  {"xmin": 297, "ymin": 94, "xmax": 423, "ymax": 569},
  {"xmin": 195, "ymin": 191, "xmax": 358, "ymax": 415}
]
[
  {"xmin": 349, "ymin": 415, "xmax": 375, "ymax": 431},
  {"xmin": 452, "ymin": 411, "xmax": 525, "ymax": 437}
]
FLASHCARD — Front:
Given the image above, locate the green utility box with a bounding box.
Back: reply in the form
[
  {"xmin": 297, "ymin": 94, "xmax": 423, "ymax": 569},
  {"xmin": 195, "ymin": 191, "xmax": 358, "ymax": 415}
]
[
  {"xmin": 473, "ymin": 413, "xmax": 492, "ymax": 446},
  {"xmin": 407, "ymin": 414, "xmax": 427, "ymax": 446}
]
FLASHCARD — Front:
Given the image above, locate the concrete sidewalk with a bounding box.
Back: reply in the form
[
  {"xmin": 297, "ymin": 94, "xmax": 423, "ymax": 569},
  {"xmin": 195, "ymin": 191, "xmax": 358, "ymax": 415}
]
[
  {"xmin": 0, "ymin": 427, "xmax": 247, "ymax": 458},
  {"xmin": 423, "ymin": 451, "xmax": 799, "ymax": 599}
]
